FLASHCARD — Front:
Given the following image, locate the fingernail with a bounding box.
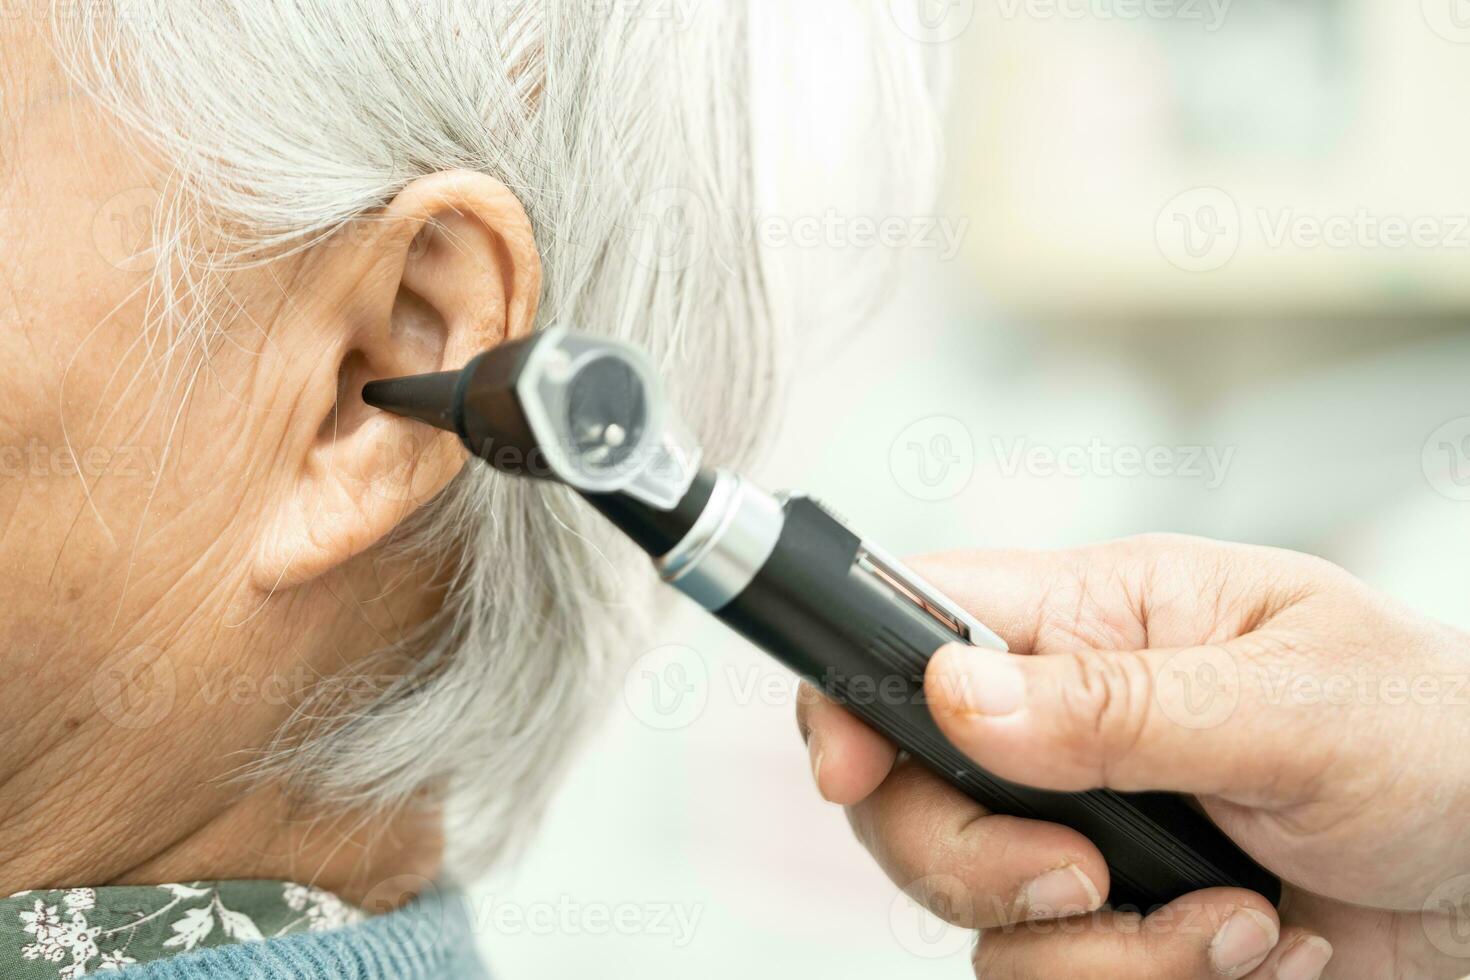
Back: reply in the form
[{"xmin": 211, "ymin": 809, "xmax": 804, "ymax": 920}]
[
  {"xmin": 1019, "ymin": 864, "xmax": 1101, "ymax": 920},
  {"xmin": 1275, "ymin": 937, "xmax": 1332, "ymax": 980},
  {"xmin": 936, "ymin": 646, "xmax": 1026, "ymax": 716},
  {"xmin": 808, "ymin": 739, "xmax": 828, "ymax": 801},
  {"xmin": 1209, "ymin": 908, "xmax": 1278, "ymax": 977}
]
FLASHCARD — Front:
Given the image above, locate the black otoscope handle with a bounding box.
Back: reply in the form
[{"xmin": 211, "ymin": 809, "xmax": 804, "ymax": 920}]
[{"xmin": 715, "ymin": 495, "xmax": 1281, "ymax": 912}]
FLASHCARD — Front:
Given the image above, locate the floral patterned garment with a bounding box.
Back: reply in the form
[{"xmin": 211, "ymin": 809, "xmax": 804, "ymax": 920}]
[{"xmin": 1, "ymin": 881, "xmax": 364, "ymax": 978}]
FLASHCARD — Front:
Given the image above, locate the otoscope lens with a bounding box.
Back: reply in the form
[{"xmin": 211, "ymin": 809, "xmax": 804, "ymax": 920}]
[{"xmin": 565, "ymin": 355, "xmax": 648, "ymax": 474}]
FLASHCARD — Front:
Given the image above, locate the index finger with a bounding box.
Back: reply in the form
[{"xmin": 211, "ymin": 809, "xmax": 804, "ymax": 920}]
[
  {"xmin": 910, "ymin": 536, "xmax": 1311, "ymax": 656},
  {"xmin": 796, "ymin": 682, "xmax": 897, "ymax": 805}
]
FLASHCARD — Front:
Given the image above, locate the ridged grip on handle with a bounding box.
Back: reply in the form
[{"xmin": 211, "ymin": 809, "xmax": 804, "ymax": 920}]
[{"xmin": 716, "ymin": 497, "xmax": 1280, "ymax": 911}]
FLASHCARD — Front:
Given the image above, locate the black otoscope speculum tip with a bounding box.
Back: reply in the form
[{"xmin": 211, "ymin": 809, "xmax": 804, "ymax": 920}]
[
  {"xmin": 361, "ymin": 369, "xmax": 464, "ymax": 434},
  {"xmin": 361, "ymin": 327, "xmax": 709, "ymax": 554},
  {"xmin": 364, "ymin": 336, "xmax": 549, "ymax": 478}
]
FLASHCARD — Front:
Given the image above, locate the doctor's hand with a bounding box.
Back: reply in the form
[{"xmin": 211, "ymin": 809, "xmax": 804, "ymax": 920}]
[{"xmin": 796, "ymin": 535, "xmax": 1470, "ymax": 979}]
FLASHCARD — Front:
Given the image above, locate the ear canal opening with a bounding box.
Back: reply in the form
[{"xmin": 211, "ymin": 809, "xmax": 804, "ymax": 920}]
[{"xmin": 318, "ymin": 349, "xmax": 375, "ymax": 443}]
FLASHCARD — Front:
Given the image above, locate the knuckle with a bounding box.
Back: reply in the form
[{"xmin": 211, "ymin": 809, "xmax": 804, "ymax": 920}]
[
  {"xmin": 971, "ymin": 929, "xmax": 1027, "ymax": 980},
  {"xmin": 1120, "ymin": 530, "xmax": 1207, "ymax": 555},
  {"xmin": 844, "ymin": 797, "xmax": 883, "ymax": 858},
  {"xmin": 1104, "ymin": 532, "xmax": 1216, "ymax": 577},
  {"xmin": 794, "ymin": 682, "xmax": 820, "ymax": 741},
  {"xmin": 852, "ymin": 768, "xmax": 935, "ymax": 869},
  {"xmin": 1056, "ymin": 651, "xmax": 1154, "ymax": 780},
  {"xmin": 972, "ymin": 930, "xmax": 1002, "ymax": 978},
  {"xmin": 909, "ymin": 873, "xmax": 976, "ymax": 928}
]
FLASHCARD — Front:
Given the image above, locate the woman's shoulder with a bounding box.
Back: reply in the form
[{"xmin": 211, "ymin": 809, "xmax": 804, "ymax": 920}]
[{"xmin": 112, "ymin": 883, "xmax": 486, "ymax": 980}]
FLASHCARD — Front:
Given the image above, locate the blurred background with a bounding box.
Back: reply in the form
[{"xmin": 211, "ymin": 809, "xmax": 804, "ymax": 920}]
[{"xmin": 474, "ymin": 0, "xmax": 1470, "ymax": 975}]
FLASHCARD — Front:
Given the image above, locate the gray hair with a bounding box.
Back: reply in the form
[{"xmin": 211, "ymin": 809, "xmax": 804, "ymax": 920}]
[{"xmin": 57, "ymin": 0, "xmax": 942, "ymax": 873}]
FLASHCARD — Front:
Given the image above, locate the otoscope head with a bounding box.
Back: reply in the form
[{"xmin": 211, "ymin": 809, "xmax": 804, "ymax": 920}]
[{"xmin": 362, "ymin": 327, "xmax": 702, "ymax": 510}]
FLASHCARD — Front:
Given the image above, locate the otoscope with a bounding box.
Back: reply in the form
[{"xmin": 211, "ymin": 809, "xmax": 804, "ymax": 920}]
[{"xmin": 363, "ymin": 326, "xmax": 1280, "ymax": 911}]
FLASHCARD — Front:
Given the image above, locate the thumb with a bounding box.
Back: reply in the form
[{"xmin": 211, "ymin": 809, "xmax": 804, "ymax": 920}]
[{"xmin": 924, "ymin": 642, "xmax": 1302, "ymax": 798}]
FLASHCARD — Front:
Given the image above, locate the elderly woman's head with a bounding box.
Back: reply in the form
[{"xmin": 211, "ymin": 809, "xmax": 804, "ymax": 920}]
[{"xmin": 0, "ymin": 2, "xmax": 936, "ymax": 902}]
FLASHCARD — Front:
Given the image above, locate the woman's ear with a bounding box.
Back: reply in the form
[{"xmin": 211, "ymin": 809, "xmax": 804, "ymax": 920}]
[{"xmin": 252, "ymin": 170, "xmax": 540, "ymax": 591}]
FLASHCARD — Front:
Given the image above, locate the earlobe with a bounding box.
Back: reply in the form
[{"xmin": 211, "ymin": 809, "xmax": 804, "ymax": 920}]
[{"xmin": 253, "ymin": 171, "xmax": 540, "ymax": 591}]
